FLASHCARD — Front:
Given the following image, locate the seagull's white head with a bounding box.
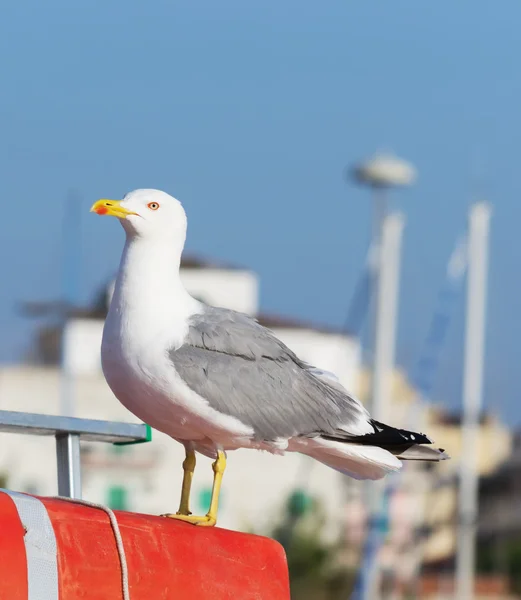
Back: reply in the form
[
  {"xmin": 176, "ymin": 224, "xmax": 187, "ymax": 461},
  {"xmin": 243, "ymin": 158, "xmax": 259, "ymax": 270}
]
[{"xmin": 90, "ymin": 189, "xmax": 187, "ymax": 242}]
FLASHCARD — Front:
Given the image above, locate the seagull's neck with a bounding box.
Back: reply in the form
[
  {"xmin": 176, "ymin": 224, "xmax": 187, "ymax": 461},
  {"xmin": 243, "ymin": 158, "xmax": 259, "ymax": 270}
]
[{"xmin": 108, "ymin": 236, "xmax": 199, "ymax": 343}]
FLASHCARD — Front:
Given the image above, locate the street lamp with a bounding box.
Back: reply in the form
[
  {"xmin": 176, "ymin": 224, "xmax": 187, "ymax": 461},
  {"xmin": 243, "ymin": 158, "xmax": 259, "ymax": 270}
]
[
  {"xmin": 349, "ymin": 152, "xmax": 416, "ymax": 421},
  {"xmin": 352, "ymin": 153, "xmax": 417, "ymax": 188},
  {"xmin": 348, "ymin": 152, "xmax": 416, "ymax": 600},
  {"xmin": 350, "ymin": 153, "xmax": 416, "ymax": 254}
]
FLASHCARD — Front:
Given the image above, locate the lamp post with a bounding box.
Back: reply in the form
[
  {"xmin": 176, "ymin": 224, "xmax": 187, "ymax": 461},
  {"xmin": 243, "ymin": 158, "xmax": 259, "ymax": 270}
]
[
  {"xmin": 349, "ymin": 153, "xmax": 416, "ymax": 600},
  {"xmin": 350, "ymin": 153, "xmax": 416, "ymax": 422}
]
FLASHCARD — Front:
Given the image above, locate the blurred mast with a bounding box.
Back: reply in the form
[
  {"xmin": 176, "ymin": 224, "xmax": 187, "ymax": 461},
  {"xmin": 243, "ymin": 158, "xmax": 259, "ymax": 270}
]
[
  {"xmin": 343, "ymin": 240, "xmax": 376, "ymax": 336},
  {"xmin": 348, "ymin": 237, "xmax": 468, "ymax": 599},
  {"xmin": 411, "ymin": 237, "xmax": 468, "ymax": 398},
  {"xmin": 60, "ymin": 191, "xmax": 82, "ymax": 416},
  {"xmin": 386, "ymin": 236, "xmax": 468, "ymax": 595},
  {"xmin": 455, "ymin": 201, "xmax": 491, "ymax": 599}
]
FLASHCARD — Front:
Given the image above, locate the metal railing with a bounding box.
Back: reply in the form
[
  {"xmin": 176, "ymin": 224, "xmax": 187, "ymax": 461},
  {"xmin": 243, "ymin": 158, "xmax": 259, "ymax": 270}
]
[{"xmin": 0, "ymin": 410, "xmax": 151, "ymax": 499}]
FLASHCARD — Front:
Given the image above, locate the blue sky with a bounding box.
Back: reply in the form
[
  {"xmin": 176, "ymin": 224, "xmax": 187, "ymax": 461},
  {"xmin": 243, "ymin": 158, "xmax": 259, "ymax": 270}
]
[{"xmin": 1, "ymin": 0, "xmax": 520, "ymax": 424}]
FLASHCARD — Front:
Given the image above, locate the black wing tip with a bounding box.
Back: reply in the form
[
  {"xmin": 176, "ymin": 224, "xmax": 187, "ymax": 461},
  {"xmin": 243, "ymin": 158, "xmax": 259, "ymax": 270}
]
[
  {"xmin": 316, "ymin": 420, "xmax": 438, "ymax": 450},
  {"xmin": 367, "ymin": 419, "xmax": 433, "ymax": 446}
]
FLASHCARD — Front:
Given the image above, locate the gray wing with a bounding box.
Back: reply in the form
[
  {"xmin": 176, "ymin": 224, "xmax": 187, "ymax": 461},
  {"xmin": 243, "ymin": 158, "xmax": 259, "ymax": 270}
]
[{"xmin": 169, "ymin": 306, "xmax": 369, "ymax": 441}]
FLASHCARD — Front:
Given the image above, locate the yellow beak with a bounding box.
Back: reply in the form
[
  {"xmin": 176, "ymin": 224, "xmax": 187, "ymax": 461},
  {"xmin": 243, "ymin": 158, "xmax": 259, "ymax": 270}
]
[{"xmin": 90, "ymin": 199, "xmax": 137, "ymax": 219}]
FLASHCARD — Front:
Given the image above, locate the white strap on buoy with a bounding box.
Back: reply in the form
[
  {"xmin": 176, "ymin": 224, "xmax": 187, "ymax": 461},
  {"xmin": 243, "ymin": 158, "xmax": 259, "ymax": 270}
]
[
  {"xmin": 1, "ymin": 491, "xmax": 130, "ymax": 600},
  {"xmin": 49, "ymin": 497, "xmax": 130, "ymax": 600},
  {"xmin": 0, "ymin": 489, "xmax": 59, "ymax": 600}
]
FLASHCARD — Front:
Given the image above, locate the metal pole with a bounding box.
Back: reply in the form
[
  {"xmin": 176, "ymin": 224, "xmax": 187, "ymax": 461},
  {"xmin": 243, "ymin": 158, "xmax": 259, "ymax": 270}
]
[
  {"xmin": 56, "ymin": 433, "xmax": 82, "ymax": 498},
  {"xmin": 371, "ymin": 211, "xmax": 405, "ymax": 424},
  {"xmin": 367, "ymin": 190, "xmax": 387, "ymax": 348},
  {"xmin": 455, "ymin": 201, "xmax": 491, "ymax": 599},
  {"xmin": 360, "ymin": 211, "xmax": 405, "ymax": 600}
]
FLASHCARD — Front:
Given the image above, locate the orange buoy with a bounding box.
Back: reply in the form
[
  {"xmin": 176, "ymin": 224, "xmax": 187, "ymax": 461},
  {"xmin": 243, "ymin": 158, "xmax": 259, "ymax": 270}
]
[{"xmin": 0, "ymin": 491, "xmax": 290, "ymax": 600}]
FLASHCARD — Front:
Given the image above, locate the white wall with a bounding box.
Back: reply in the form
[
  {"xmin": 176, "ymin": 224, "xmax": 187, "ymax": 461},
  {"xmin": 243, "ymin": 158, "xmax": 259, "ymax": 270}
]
[
  {"xmin": 273, "ymin": 328, "xmax": 361, "ymax": 393},
  {"xmin": 107, "ymin": 268, "xmax": 259, "ymax": 315},
  {"xmin": 63, "ymin": 320, "xmax": 361, "ymax": 389},
  {"xmin": 63, "ymin": 319, "xmax": 103, "ymax": 376},
  {"xmin": 69, "ymin": 266, "xmax": 260, "ymax": 376},
  {"xmin": 180, "ymin": 269, "xmax": 259, "ymax": 315}
]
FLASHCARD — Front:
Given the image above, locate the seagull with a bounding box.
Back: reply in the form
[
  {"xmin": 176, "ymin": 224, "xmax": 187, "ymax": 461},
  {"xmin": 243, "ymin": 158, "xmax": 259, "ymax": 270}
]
[{"xmin": 91, "ymin": 189, "xmax": 448, "ymax": 527}]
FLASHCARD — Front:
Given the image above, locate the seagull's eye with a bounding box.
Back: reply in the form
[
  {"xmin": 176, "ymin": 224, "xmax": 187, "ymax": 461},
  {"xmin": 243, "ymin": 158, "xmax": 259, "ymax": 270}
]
[{"xmin": 147, "ymin": 202, "xmax": 160, "ymax": 211}]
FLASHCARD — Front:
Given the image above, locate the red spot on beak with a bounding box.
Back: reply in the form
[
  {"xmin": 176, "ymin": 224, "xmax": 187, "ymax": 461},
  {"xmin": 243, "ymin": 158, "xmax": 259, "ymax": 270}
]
[{"xmin": 96, "ymin": 206, "xmax": 108, "ymax": 215}]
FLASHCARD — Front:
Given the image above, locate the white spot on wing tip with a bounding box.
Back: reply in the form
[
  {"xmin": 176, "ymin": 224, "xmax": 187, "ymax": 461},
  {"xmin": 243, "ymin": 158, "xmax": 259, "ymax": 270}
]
[{"xmin": 339, "ymin": 418, "xmax": 374, "ymax": 436}]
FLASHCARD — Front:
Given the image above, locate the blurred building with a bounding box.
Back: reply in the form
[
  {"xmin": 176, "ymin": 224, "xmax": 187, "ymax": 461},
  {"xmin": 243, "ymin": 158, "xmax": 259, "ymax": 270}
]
[
  {"xmin": 341, "ymin": 369, "xmax": 513, "ymax": 596},
  {"xmin": 420, "ymin": 411, "xmax": 512, "ymax": 571},
  {"xmin": 478, "ymin": 431, "xmax": 521, "ymax": 540},
  {"xmin": 0, "ymin": 254, "xmax": 360, "ymax": 541},
  {"xmin": 476, "ymin": 430, "xmax": 521, "ymax": 597}
]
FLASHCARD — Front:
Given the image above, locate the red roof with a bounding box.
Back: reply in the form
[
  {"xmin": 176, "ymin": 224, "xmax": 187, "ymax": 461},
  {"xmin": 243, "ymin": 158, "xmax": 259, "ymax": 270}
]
[
  {"xmin": 180, "ymin": 253, "xmax": 245, "ymax": 271},
  {"xmin": 257, "ymin": 313, "xmax": 350, "ymax": 336}
]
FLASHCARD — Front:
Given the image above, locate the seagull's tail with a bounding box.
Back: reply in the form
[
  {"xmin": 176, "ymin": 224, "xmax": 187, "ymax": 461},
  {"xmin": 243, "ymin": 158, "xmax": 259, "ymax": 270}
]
[
  {"xmin": 336, "ymin": 419, "xmax": 450, "ymax": 463},
  {"xmin": 394, "ymin": 444, "xmax": 450, "ymax": 461},
  {"xmin": 296, "ymin": 419, "xmax": 449, "ymax": 480},
  {"xmin": 298, "ymin": 437, "xmax": 402, "ymax": 480}
]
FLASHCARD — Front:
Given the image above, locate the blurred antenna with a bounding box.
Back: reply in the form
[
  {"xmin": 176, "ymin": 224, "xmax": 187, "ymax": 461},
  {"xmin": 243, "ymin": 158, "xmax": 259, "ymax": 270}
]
[
  {"xmin": 352, "ymin": 235, "xmax": 468, "ymax": 600},
  {"xmin": 343, "ymin": 242, "xmax": 377, "ymax": 335},
  {"xmin": 470, "ymin": 145, "xmax": 489, "ymax": 203},
  {"xmin": 60, "ymin": 190, "xmax": 83, "ymax": 416},
  {"xmin": 411, "ymin": 236, "xmax": 467, "ymax": 398}
]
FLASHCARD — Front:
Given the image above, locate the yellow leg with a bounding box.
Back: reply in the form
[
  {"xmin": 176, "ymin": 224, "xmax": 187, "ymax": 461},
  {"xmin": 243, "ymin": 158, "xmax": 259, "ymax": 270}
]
[
  {"xmin": 177, "ymin": 448, "xmax": 196, "ymax": 515},
  {"xmin": 163, "ymin": 450, "xmax": 226, "ymax": 527}
]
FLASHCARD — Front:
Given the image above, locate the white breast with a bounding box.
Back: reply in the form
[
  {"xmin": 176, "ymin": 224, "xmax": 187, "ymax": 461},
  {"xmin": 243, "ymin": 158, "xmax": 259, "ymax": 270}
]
[
  {"xmin": 101, "ymin": 312, "xmax": 254, "ymax": 444},
  {"xmin": 101, "ymin": 235, "xmax": 254, "ymax": 446}
]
